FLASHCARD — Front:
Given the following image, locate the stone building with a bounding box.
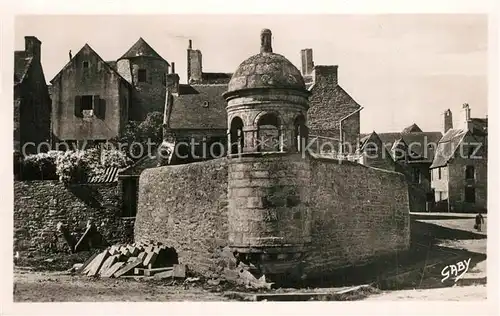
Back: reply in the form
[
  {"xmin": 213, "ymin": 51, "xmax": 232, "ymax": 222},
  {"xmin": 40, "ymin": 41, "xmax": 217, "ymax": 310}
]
[
  {"xmin": 135, "ymin": 29, "xmax": 410, "ymax": 283},
  {"xmin": 300, "ymin": 49, "xmax": 362, "ymax": 155},
  {"xmin": 161, "ymin": 40, "xmax": 232, "ymax": 164},
  {"xmin": 49, "ymin": 37, "xmax": 169, "ymax": 145},
  {"xmin": 358, "ymin": 124, "xmax": 443, "ymax": 212},
  {"xmin": 430, "ymin": 104, "xmax": 488, "ymax": 213},
  {"xmin": 14, "ymin": 36, "xmax": 52, "ymax": 154}
]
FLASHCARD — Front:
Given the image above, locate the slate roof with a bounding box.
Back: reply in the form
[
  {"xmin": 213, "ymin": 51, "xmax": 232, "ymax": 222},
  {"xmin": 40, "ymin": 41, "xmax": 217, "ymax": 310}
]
[
  {"xmin": 119, "ymin": 37, "xmax": 168, "ymax": 64},
  {"xmin": 166, "ymin": 84, "xmax": 228, "ymax": 130},
  {"xmin": 106, "ymin": 60, "xmax": 117, "ymax": 71},
  {"xmin": 469, "ymin": 118, "xmax": 488, "ymax": 136},
  {"xmin": 50, "ymin": 44, "xmax": 132, "ymax": 88},
  {"xmin": 14, "ymin": 51, "xmax": 33, "ymax": 85},
  {"xmin": 429, "ymin": 129, "xmax": 467, "ymax": 169},
  {"xmin": 401, "ymin": 123, "xmax": 423, "ymax": 134},
  {"xmin": 362, "ymin": 131, "xmax": 443, "ymax": 161},
  {"xmin": 202, "ymin": 72, "xmax": 233, "ymax": 84}
]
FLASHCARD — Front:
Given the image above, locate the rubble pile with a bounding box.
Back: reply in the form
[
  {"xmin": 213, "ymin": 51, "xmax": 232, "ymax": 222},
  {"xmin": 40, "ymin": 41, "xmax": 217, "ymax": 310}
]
[{"xmin": 75, "ymin": 241, "xmax": 185, "ymax": 279}]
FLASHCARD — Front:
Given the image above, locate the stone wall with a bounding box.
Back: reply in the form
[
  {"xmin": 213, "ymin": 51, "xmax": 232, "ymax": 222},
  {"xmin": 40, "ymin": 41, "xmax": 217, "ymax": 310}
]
[
  {"xmin": 134, "ymin": 159, "xmax": 229, "ymax": 278},
  {"xmin": 135, "ymin": 154, "xmax": 410, "ymax": 280},
  {"xmin": 14, "ymin": 181, "xmax": 134, "ymax": 253},
  {"xmin": 129, "ymin": 57, "xmax": 169, "ymax": 121},
  {"xmin": 303, "ymin": 156, "xmax": 410, "ymax": 278}
]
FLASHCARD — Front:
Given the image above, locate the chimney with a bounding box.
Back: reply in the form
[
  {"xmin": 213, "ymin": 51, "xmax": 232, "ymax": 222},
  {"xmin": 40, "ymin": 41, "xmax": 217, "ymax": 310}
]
[
  {"xmin": 260, "ymin": 29, "xmax": 273, "ymax": 53},
  {"xmin": 444, "ymin": 109, "xmax": 453, "ymax": 133},
  {"xmin": 171, "ymin": 62, "xmax": 175, "ymax": 74},
  {"xmin": 25, "ymin": 36, "xmax": 41, "ymax": 61},
  {"xmin": 187, "ymin": 40, "xmax": 202, "ymax": 83},
  {"xmin": 300, "ymin": 48, "xmax": 314, "ymax": 76},
  {"xmin": 312, "ymin": 65, "xmax": 338, "ymax": 86},
  {"xmin": 463, "ymin": 103, "xmax": 472, "ymax": 131},
  {"xmin": 166, "ymin": 73, "xmax": 180, "ymax": 94}
]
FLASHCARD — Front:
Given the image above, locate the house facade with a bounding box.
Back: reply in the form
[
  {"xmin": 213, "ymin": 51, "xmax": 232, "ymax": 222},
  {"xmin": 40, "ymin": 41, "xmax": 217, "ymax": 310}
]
[
  {"xmin": 430, "ymin": 104, "xmax": 488, "ymax": 213},
  {"xmin": 49, "ymin": 38, "xmax": 169, "ymax": 146},
  {"xmin": 14, "ymin": 36, "xmax": 52, "ymax": 155}
]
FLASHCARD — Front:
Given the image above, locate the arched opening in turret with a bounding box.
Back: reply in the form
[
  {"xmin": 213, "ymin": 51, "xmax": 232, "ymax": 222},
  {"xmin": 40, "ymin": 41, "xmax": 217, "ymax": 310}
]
[
  {"xmin": 229, "ymin": 116, "xmax": 244, "ymax": 155},
  {"xmin": 257, "ymin": 113, "xmax": 281, "ymax": 152},
  {"xmin": 293, "ymin": 114, "xmax": 307, "ymax": 152}
]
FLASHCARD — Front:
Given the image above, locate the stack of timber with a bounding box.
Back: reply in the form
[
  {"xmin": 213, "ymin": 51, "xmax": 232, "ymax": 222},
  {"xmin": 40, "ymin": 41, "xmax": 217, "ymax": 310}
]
[{"xmin": 76, "ymin": 241, "xmax": 185, "ymax": 279}]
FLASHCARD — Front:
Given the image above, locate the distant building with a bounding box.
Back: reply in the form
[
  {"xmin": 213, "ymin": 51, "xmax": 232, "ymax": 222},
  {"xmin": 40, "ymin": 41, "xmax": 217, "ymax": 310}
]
[
  {"xmin": 162, "ymin": 40, "xmax": 231, "ymax": 164},
  {"xmin": 14, "ymin": 36, "xmax": 52, "ymax": 154},
  {"xmin": 430, "ymin": 104, "xmax": 488, "ymax": 213},
  {"xmin": 359, "ymin": 124, "xmax": 443, "ymax": 212}
]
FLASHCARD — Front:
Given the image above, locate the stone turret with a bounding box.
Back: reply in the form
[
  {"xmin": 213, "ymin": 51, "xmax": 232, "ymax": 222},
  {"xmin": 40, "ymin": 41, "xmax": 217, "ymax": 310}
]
[{"xmin": 222, "ymin": 29, "xmax": 312, "ymax": 278}]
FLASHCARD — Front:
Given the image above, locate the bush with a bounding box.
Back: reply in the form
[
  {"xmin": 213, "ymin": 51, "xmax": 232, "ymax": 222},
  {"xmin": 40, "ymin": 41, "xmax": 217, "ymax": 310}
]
[
  {"xmin": 20, "ymin": 151, "xmax": 61, "ymax": 180},
  {"xmin": 55, "ymin": 150, "xmax": 95, "ymax": 184}
]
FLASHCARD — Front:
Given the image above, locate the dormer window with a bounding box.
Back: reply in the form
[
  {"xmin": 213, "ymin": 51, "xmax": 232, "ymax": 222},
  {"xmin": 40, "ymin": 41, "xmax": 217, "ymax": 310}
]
[
  {"xmin": 83, "ymin": 61, "xmax": 89, "ymax": 69},
  {"xmin": 138, "ymin": 69, "xmax": 147, "ymax": 82},
  {"xmin": 202, "ymin": 101, "xmax": 209, "ymax": 108}
]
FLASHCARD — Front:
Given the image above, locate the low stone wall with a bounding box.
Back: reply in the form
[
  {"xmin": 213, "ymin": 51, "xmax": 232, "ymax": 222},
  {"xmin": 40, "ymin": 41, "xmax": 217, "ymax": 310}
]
[
  {"xmin": 14, "ymin": 181, "xmax": 134, "ymax": 253},
  {"xmin": 134, "ymin": 159, "xmax": 229, "ymax": 278}
]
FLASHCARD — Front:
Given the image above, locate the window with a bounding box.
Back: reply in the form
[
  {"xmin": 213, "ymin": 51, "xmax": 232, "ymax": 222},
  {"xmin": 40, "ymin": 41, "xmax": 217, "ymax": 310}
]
[
  {"xmin": 82, "ymin": 61, "xmax": 89, "ymax": 69},
  {"xmin": 74, "ymin": 95, "xmax": 101, "ymax": 118},
  {"xmin": 202, "ymin": 101, "xmax": 209, "ymax": 108},
  {"xmin": 81, "ymin": 95, "xmax": 93, "ymax": 111},
  {"xmin": 464, "ymin": 187, "xmax": 476, "ymax": 203},
  {"xmin": 438, "ymin": 167, "xmax": 442, "ymax": 180},
  {"xmin": 412, "ymin": 168, "xmax": 421, "ymax": 183},
  {"xmin": 468, "ymin": 146, "xmax": 476, "ymax": 158},
  {"xmin": 365, "ymin": 143, "xmax": 377, "ymax": 157},
  {"xmin": 465, "ymin": 165, "xmax": 475, "ymax": 180},
  {"xmin": 138, "ymin": 69, "xmax": 147, "ymax": 83}
]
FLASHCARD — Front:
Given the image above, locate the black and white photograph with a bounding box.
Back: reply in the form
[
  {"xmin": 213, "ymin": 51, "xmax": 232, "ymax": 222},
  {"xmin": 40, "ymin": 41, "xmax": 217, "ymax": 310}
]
[{"xmin": 1, "ymin": 1, "xmax": 498, "ymax": 315}]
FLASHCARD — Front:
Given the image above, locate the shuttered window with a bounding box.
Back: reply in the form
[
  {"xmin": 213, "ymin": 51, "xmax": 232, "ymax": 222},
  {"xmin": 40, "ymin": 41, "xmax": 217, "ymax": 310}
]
[
  {"xmin": 138, "ymin": 69, "xmax": 147, "ymax": 83},
  {"xmin": 74, "ymin": 95, "xmax": 105, "ymax": 119}
]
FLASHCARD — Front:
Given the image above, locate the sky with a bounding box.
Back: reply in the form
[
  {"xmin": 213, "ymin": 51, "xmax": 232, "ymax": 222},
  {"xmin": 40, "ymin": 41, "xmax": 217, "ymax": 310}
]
[{"xmin": 14, "ymin": 14, "xmax": 488, "ymax": 133}]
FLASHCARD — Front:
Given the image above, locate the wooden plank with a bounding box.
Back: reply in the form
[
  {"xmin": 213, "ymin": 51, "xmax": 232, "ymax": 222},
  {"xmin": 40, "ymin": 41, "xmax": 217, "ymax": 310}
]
[
  {"xmin": 134, "ymin": 267, "xmax": 173, "ymax": 276},
  {"xmin": 76, "ymin": 252, "xmax": 99, "ymax": 274},
  {"xmin": 128, "ymin": 245, "xmax": 139, "ymax": 256},
  {"xmin": 153, "ymin": 270, "xmax": 173, "ymax": 280},
  {"xmin": 98, "ymin": 255, "xmax": 120, "ymax": 276},
  {"xmin": 101, "ymin": 262, "xmax": 125, "ymax": 278},
  {"xmin": 137, "ymin": 251, "xmax": 147, "ymax": 263},
  {"xmin": 143, "ymin": 251, "xmax": 158, "ymax": 267},
  {"xmin": 108, "ymin": 245, "xmax": 120, "ymax": 255},
  {"xmin": 87, "ymin": 251, "xmax": 110, "ymax": 277},
  {"xmin": 172, "ymin": 264, "xmax": 186, "ymax": 278},
  {"xmin": 74, "ymin": 224, "xmax": 94, "ymax": 252},
  {"xmin": 114, "ymin": 258, "xmax": 144, "ymax": 278}
]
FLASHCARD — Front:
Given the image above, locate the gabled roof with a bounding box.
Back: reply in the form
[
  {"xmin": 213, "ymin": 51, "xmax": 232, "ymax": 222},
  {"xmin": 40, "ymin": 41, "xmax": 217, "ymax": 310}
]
[
  {"xmin": 166, "ymin": 84, "xmax": 228, "ymax": 130},
  {"xmin": 50, "ymin": 44, "xmax": 132, "ymax": 88},
  {"xmin": 362, "ymin": 131, "xmax": 443, "ymax": 162},
  {"xmin": 469, "ymin": 118, "xmax": 488, "ymax": 136},
  {"xmin": 430, "ymin": 128, "xmax": 468, "ymax": 169},
  {"xmin": 14, "ymin": 51, "xmax": 33, "ymax": 85},
  {"xmin": 119, "ymin": 37, "xmax": 168, "ymax": 64},
  {"xmin": 402, "ymin": 123, "xmax": 422, "ymax": 134}
]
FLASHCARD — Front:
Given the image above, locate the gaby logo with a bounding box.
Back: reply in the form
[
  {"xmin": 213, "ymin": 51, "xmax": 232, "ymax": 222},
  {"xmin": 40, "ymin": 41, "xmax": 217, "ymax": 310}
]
[{"xmin": 441, "ymin": 258, "xmax": 471, "ymax": 283}]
